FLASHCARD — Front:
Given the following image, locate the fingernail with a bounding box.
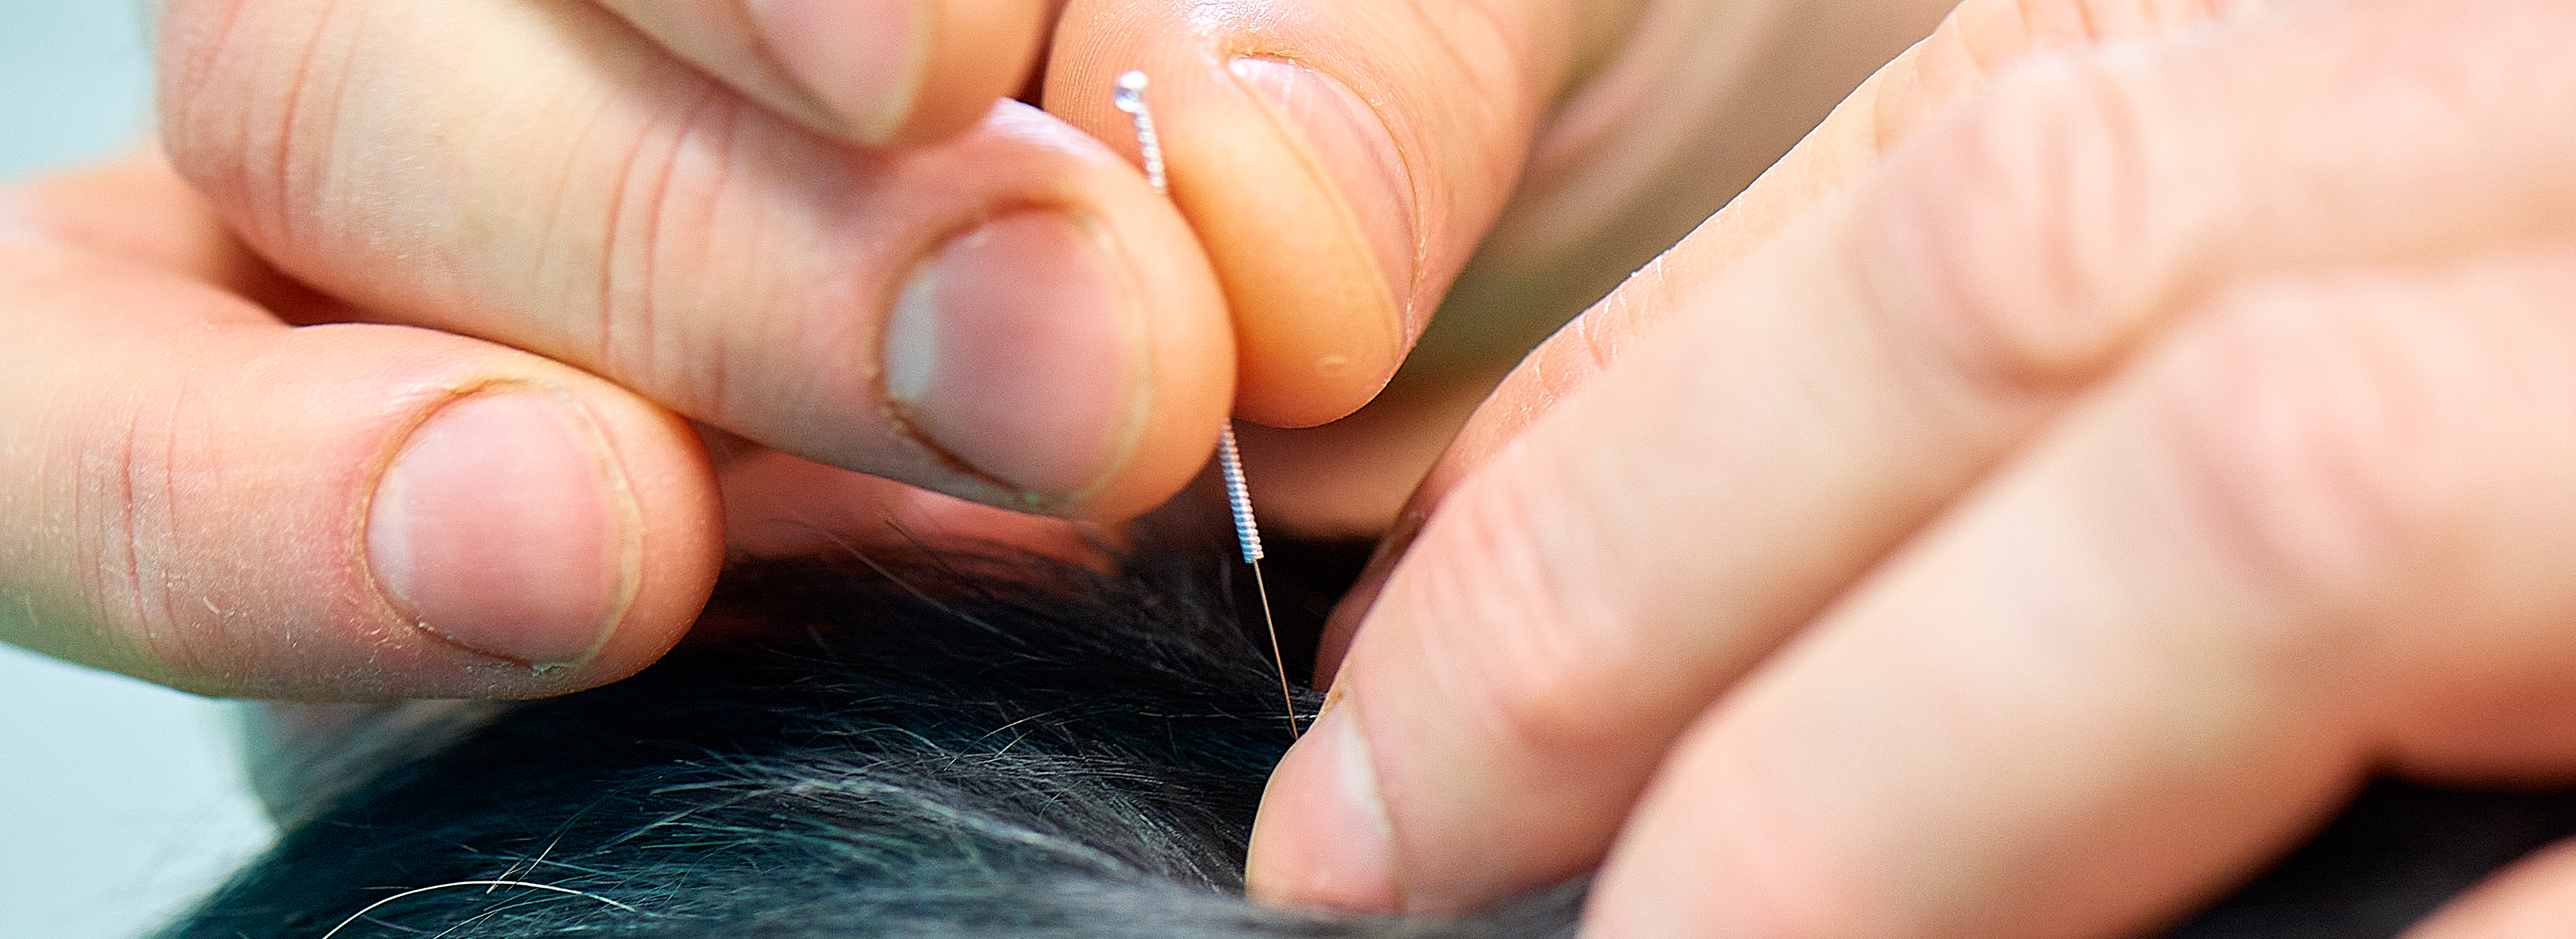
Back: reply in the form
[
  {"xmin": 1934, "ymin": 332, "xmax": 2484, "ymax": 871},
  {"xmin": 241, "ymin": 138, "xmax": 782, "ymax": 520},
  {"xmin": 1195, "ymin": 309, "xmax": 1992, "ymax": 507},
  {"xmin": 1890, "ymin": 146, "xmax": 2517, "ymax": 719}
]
[
  {"xmin": 883, "ymin": 211, "xmax": 1142, "ymax": 507},
  {"xmin": 745, "ymin": 0, "xmax": 928, "ymax": 143},
  {"xmin": 367, "ymin": 389, "xmax": 637, "ymax": 667},
  {"xmin": 1228, "ymin": 57, "xmax": 1421, "ymax": 335},
  {"xmin": 1248, "ymin": 695, "xmax": 1404, "ymax": 911}
]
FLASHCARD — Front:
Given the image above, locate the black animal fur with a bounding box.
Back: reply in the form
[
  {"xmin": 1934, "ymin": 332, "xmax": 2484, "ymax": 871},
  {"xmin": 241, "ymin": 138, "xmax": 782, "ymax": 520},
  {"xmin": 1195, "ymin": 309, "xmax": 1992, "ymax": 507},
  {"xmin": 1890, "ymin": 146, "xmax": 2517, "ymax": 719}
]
[{"xmin": 162, "ymin": 545, "xmax": 2576, "ymax": 938}]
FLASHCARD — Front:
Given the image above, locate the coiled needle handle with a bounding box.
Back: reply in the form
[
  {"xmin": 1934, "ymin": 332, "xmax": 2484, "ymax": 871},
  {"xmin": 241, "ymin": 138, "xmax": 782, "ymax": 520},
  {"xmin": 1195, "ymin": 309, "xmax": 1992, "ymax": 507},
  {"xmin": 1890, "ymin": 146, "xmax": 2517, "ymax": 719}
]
[{"xmin": 1116, "ymin": 70, "xmax": 1299, "ymax": 740}]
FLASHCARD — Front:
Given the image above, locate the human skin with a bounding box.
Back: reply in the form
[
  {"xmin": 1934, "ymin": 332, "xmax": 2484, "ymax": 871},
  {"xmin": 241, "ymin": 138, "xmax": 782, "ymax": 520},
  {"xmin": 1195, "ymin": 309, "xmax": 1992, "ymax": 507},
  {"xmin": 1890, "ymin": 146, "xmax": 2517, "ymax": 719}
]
[
  {"xmin": 66, "ymin": 1, "xmax": 2576, "ymax": 936},
  {"xmin": 1247, "ymin": 0, "xmax": 2576, "ymax": 936},
  {"xmin": 0, "ymin": 0, "xmax": 1951, "ymax": 698}
]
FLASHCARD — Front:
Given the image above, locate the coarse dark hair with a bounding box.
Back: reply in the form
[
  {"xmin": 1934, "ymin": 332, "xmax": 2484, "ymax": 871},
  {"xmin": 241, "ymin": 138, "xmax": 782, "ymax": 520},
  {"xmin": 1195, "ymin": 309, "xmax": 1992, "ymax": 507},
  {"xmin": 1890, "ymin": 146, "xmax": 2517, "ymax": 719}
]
[{"xmin": 160, "ymin": 540, "xmax": 2576, "ymax": 939}]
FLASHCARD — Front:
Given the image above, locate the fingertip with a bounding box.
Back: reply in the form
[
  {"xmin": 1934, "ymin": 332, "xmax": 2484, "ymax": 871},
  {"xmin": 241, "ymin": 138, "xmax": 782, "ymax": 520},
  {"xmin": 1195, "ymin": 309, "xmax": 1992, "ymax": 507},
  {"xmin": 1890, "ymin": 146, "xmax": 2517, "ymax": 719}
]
[
  {"xmin": 325, "ymin": 328, "xmax": 724, "ymax": 699},
  {"xmin": 1249, "ymin": 696, "xmax": 1407, "ymax": 912},
  {"xmin": 743, "ymin": 0, "xmax": 1051, "ymax": 147},
  {"xmin": 591, "ymin": 0, "xmax": 1046, "ymax": 150},
  {"xmin": 366, "ymin": 388, "xmax": 640, "ymax": 667},
  {"xmin": 875, "ymin": 0, "xmax": 1053, "ymax": 146},
  {"xmin": 0, "ymin": 268, "xmax": 722, "ymax": 700},
  {"xmin": 741, "ymin": 0, "xmax": 936, "ymax": 143},
  {"xmin": 1047, "ymin": 27, "xmax": 1430, "ymax": 429},
  {"xmin": 515, "ymin": 375, "xmax": 724, "ymax": 695},
  {"xmin": 941, "ymin": 105, "xmax": 1235, "ymax": 525}
]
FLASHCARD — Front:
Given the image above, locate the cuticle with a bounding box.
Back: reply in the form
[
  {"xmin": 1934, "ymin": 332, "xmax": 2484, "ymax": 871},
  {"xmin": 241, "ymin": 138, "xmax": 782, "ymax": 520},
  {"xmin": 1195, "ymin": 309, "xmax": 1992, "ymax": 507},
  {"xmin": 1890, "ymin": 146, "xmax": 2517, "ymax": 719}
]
[
  {"xmin": 876, "ymin": 205, "xmax": 1150, "ymax": 513},
  {"xmin": 358, "ymin": 381, "xmax": 639, "ymax": 669},
  {"xmin": 877, "ymin": 217, "xmax": 1043, "ymax": 510},
  {"xmin": 1056, "ymin": 206, "xmax": 1156, "ymax": 508}
]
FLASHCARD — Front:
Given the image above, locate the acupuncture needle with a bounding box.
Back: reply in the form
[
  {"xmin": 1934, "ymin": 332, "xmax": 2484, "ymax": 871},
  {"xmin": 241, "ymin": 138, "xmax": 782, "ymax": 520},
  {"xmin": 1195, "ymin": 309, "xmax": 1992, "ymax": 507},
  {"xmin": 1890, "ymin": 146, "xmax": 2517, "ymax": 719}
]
[{"xmin": 1114, "ymin": 70, "xmax": 1301, "ymax": 741}]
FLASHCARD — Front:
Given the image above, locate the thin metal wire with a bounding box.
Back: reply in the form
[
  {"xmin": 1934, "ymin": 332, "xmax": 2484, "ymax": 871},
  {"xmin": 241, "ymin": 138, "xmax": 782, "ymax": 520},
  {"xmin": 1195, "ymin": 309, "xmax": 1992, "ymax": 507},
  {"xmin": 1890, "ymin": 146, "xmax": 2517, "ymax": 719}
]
[{"xmin": 1116, "ymin": 70, "xmax": 1299, "ymax": 740}]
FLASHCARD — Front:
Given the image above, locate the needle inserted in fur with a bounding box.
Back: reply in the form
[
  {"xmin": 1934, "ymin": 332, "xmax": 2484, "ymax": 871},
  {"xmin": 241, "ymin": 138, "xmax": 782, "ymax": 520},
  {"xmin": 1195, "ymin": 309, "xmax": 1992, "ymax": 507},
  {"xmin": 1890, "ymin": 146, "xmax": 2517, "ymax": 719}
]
[{"xmin": 1115, "ymin": 70, "xmax": 1300, "ymax": 740}]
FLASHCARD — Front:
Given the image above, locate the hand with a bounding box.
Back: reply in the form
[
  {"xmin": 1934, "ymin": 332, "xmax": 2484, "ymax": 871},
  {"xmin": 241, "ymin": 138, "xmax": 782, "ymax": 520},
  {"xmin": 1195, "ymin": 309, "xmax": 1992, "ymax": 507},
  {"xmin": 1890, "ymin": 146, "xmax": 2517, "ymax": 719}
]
[
  {"xmin": 1248, "ymin": 1, "xmax": 2576, "ymax": 936},
  {"xmin": 0, "ymin": 0, "xmax": 1948, "ymax": 698}
]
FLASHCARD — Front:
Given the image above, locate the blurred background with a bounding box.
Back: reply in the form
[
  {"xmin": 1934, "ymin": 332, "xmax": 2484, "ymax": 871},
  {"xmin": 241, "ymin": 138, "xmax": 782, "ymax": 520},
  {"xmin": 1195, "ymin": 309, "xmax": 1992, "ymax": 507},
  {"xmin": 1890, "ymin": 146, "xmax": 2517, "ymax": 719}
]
[{"xmin": 0, "ymin": 2, "xmax": 278, "ymax": 936}]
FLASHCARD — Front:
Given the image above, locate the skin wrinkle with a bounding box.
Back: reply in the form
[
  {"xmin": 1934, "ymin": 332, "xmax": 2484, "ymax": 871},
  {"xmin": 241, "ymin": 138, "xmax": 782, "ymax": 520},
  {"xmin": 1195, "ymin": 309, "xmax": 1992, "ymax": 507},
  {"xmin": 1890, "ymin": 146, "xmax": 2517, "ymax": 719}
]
[
  {"xmin": 1860, "ymin": 0, "xmax": 2576, "ymax": 424},
  {"xmin": 1560, "ymin": 278, "xmax": 1623, "ymax": 378},
  {"xmin": 112, "ymin": 387, "xmax": 151, "ymax": 669},
  {"xmin": 272, "ymin": 0, "xmax": 352, "ymax": 253},
  {"xmin": 634, "ymin": 93, "xmax": 731, "ymax": 391},
  {"xmin": 586, "ymin": 93, "xmax": 646, "ymax": 374},
  {"xmin": 309, "ymin": 5, "xmax": 368, "ymax": 260},
  {"xmin": 1413, "ymin": 448, "xmax": 1658, "ymax": 766},
  {"xmin": 2141, "ymin": 288, "xmax": 2460, "ymax": 665},
  {"xmin": 156, "ymin": 0, "xmax": 249, "ymax": 133},
  {"xmin": 660, "ymin": 99, "xmax": 758, "ymax": 408},
  {"xmin": 641, "ymin": 94, "xmax": 753, "ymax": 406},
  {"xmin": 592, "ymin": 80, "xmax": 706, "ymax": 378},
  {"xmin": 1407, "ymin": 0, "xmax": 1540, "ymax": 276},
  {"xmin": 535, "ymin": 84, "xmax": 614, "ymax": 369},
  {"xmin": 1854, "ymin": 70, "xmax": 2157, "ymax": 407},
  {"xmin": 1403, "ymin": 0, "xmax": 1521, "ymax": 150},
  {"xmin": 152, "ymin": 357, "xmax": 199, "ymax": 671}
]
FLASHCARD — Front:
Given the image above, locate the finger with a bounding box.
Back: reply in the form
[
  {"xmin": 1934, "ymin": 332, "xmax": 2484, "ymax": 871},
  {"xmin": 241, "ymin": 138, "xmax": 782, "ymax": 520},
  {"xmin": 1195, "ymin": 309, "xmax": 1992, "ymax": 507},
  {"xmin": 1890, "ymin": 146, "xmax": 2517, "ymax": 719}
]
[
  {"xmin": 0, "ymin": 148, "xmax": 347, "ymax": 321},
  {"xmin": 1458, "ymin": 0, "xmax": 2275, "ymax": 455},
  {"xmin": 1252, "ymin": 0, "xmax": 2576, "ymax": 913},
  {"xmin": 161, "ymin": 0, "xmax": 1230, "ymax": 523},
  {"xmin": 11, "ymin": 153, "xmax": 1110, "ymax": 571},
  {"xmin": 0, "ymin": 232, "xmax": 723, "ymax": 699},
  {"xmin": 1319, "ymin": 0, "xmax": 2277, "ymax": 671},
  {"xmin": 702, "ymin": 429, "xmax": 1105, "ymax": 564},
  {"xmin": 594, "ymin": 0, "xmax": 1050, "ymax": 147},
  {"xmin": 1044, "ymin": 0, "xmax": 1603, "ymax": 427},
  {"xmin": 1592, "ymin": 254, "xmax": 2576, "ymax": 939},
  {"xmin": 2407, "ymin": 838, "xmax": 2576, "ymax": 938},
  {"xmin": 1225, "ymin": 0, "xmax": 1962, "ymax": 539}
]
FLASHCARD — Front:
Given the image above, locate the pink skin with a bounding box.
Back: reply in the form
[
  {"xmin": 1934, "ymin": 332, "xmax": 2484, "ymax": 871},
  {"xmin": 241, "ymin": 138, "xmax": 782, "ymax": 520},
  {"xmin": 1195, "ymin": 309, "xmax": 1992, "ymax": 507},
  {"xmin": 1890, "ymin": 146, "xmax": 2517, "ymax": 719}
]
[{"xmin": 1254, "ymin": 2, "xmax": 2576, "ymax": 938}]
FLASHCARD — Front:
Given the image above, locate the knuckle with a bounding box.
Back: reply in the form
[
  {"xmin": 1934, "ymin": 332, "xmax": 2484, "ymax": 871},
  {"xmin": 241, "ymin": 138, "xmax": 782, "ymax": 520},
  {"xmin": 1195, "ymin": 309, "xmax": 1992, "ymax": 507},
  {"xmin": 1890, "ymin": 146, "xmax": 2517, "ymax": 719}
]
[
  {"xmin": 1860, "ymin": 52, "xmax": 2175, "ymax": 400},
  {"xmin": 2143, "ymin": 283, "xmax": 2459, "ymax": 607},
  {"xmin": 1950, "ymin": 0, "xmax": 2257, "ymax": 72},
  {"xmin": 73, "ymin": 394, "xmax": 201, "ymax": 678},
  {"xmin": 579, "ymin": 88, "xmax": 746, "ymax": 407},
  {"xmin": 1884, "ymin": 0, "xmax": 2255, "ymax": 152},
  {"xmin": 1405, "ymin": 453, "xmax": 1670, "ymax": 759},
  {"xmin": 160, "ymin": 0, "xmax": 358, "ymax": 251}
]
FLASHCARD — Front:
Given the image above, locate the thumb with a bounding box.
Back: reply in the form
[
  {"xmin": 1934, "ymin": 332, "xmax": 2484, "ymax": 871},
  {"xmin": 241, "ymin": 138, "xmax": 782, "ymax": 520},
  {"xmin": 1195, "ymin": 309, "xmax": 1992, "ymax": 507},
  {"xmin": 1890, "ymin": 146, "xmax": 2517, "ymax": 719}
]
[
  {"xmin": 0, "ymin": 188, "xmax": 718, "ymax": 699},
  {"xmin": 1045, "ymin": 0, "xmax": 1599, "ymax": 428}
]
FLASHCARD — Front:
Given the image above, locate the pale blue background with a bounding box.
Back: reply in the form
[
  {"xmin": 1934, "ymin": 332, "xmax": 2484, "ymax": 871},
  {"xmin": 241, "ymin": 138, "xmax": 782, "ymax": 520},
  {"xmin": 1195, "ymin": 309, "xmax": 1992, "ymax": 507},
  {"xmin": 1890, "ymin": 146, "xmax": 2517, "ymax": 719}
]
[{"xmin": 1, "ymin": 2, "xmax": 279, "ymax": 937}]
